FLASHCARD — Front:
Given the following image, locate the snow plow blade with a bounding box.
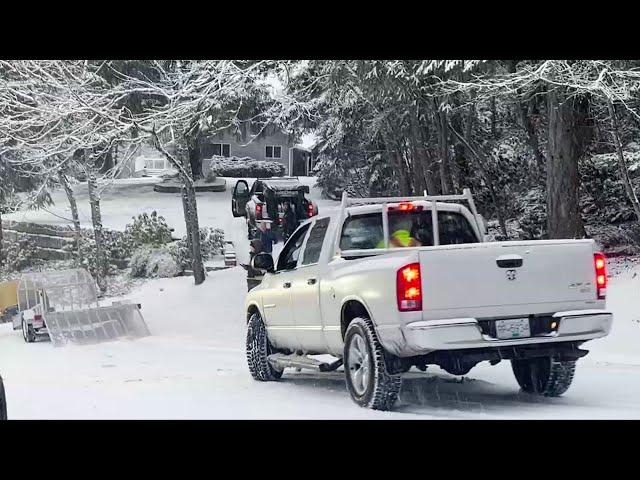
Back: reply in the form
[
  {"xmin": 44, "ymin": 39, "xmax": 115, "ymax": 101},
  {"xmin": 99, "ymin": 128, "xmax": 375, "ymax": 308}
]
[{"xmin": 44, "ymin": 303, "xmax": 150, "ymax": 347}]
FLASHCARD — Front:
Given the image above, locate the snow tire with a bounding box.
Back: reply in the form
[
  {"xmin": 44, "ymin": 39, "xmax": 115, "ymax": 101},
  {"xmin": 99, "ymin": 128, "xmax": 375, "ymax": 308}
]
[
  {"xmin": 511, "ymin": 356, "xmax": 576, "ymax": 397},
  {"xmin": 246, "ymin": 312, "xmax": 282, "ymax": 382},
  {"xmin": 344, "ymin": 317, "xmax": 402, "ymax": 411}
]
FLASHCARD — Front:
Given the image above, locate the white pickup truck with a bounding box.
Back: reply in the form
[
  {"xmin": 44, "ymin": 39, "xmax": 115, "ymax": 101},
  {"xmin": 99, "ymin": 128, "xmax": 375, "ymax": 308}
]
[{"xmin": 244, "ymin": 189, "xmax": 613, "ymax": 410}]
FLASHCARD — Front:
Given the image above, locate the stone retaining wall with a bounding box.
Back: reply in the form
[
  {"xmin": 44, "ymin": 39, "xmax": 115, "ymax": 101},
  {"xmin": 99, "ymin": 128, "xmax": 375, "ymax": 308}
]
[{"xmin": 2, "ymin": 220, "xmax": 74, "ymax": 260}]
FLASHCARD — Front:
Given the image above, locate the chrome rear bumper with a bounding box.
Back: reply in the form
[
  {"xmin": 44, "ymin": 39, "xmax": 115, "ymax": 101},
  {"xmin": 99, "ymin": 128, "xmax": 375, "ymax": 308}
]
[{"xmin": 401, "ymin": 311, "xmax": 613, "ymax": 356}]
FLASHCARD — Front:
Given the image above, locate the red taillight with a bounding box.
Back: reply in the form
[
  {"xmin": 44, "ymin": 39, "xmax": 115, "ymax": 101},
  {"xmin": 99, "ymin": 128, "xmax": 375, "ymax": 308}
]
[
  {"xmin": 388, "ymin": 203, "xmax": 423, "ymax": 212},
  {"xmin": 307, "ymin": 202, "xmax": 316, "ymax": 218},
  {"xmin": 594, "ymin": 252, "xmax": 607, "ymax": 300},
  {"xmin": 397, "ymin": 263, "xmax": 422, "ymax": 311},
  {"xmin": 34, "ymin": 314, "xmax": 43, "ymax": 321},
  {"xmin": 256, "ymin": 204, "xmax": 263, "ymax": 219}
]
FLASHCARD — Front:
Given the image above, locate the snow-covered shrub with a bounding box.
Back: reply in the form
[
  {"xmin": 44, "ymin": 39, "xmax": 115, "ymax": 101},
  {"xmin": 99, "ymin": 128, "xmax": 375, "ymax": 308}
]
[
  {"xmin": 70, "ymin": 228, "xmax": 133, "ymax": 277},
  {"xmin": 207, "ymin": 156, "xmax": 285, "ymax": 178},
  {"xmin": 130, "ymin": 245, "xmax": 180, "ymax": 278},
  {"xmin": 124, "ymin": 211, "xmax": 173, "ymax": 248},
  {"xmin": 204, "ymin": 170, "xmax": 217, "ymax": 183},
  {"xmin": 587, "ymin": 222, "xmax": 640, "ymax": 256},
  {"xmin": 514, "ymin": 187, "xmax": 547, "ymax": 240},
  {"xmin": 314, "ymin": 156, "xmax": 377, "ymax": 200},
  {"xmin": 171, "ymin": 227, "xmax": 225, "ymax": 270},
  {"xmin": 0, "ymin": 189, "xmax": 23, "ymax": 214},
  {"xmin": 581, "ymin": 151, "xmax": 640, "ymax": 224},
  {"xmin": 2, "ymin": 235, "xmax": 38, "ymax": 271}
]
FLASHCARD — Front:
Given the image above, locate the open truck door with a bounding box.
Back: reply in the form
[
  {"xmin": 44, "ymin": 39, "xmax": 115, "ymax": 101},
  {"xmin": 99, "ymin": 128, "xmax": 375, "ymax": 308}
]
[{"xmin": 232, "ymin": 180, "xmax": 250, "ymax": 218}]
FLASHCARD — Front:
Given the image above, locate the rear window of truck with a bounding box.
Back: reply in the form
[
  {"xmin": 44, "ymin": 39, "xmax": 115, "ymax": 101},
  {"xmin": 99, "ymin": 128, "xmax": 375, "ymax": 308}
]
[{"xmin": 339, "ymin": 211, "xmax": 479, "ymax": 250}]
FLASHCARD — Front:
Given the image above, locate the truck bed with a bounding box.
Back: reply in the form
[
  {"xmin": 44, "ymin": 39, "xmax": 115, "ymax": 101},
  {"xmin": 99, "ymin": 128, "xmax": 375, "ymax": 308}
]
[{"xmin": 417, "ymin": 239, "xmax": 601, "ymax": 320}]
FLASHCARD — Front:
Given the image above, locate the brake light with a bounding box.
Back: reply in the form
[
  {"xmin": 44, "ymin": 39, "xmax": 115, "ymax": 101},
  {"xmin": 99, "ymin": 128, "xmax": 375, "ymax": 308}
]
[
  {"xmin": 397, "ymin": 263, "xmax": 422, "ymax": 311},
  {"xmin": 594, "ymin": 252, "xmax": 607, "ymax": 300},
  {"xmin": 307, "ymin": 202, "xmax": 315, "ymax": 218},
  {"xmin": 34, "ymin": 314, "xmax": 43, "ymax": 322},
  {"xmin": 388, "ymin": 203, "xmax": 423, "ymax": 212},
  {"xmin": 256, "ymin": 204, "xmax": 263, "ymax": 219}
]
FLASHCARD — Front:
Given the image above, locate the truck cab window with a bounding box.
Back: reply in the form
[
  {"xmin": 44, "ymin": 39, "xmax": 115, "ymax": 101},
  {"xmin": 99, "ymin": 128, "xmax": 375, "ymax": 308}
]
[
  {"xmin": 406, "ymin": 211, "xmax": 479, "ymax": 246},
  {"xmin": 339, "ymin": 213, "xmax": 383, "ymax": 250},
  {"xmin": 277, "ymin": 224, "xmax": 311, "ymax": 271},
  {"xmin": 302, "ymin": 217, "xmax": 330, "ymax": 265}
]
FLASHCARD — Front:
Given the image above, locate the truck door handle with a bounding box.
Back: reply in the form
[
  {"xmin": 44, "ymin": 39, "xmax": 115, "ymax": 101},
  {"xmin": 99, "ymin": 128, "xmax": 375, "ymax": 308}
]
[
  {"xmin": 496, "ymin": 255, "xmax": 523, "ymax": 268},
  {"xmin": 307, "ymin": 278, "xmax": 317, "ymax": 285},
  {"xmin": 283, "ymin": 282, "xmax": 291, "ymax": 288}
]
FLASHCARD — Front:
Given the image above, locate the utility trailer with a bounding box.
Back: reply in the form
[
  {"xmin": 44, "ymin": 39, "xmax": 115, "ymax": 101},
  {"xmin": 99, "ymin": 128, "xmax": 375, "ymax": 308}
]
[{"xmin": 13, "ymin": 269, "xmax": 150, "ymax": 347}]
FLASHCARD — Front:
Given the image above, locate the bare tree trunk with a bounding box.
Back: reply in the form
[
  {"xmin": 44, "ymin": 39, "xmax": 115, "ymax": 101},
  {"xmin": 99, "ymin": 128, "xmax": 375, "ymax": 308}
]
[
  {"xmin": 449, "ymin": 123, "xmax": 509, "ymax": 238},
  {"xmin": 183, "ymin": 184, "xmax": 206, "ymax": 284},
  {"xmin": 423, "ymin": 149, "xmax": 440, "ymax": 195},
  {"xmin": 59, "ymin": 170, "xmax": 82, "ymax": 259},
  {"xmin": 178, "ymin": 147, "xmax": 206, "ymax": 285},
  {"xmin": 189, "ymin": 145, "xmax": 202, "ymax": 180},
  {"xmin": 607, "ymin": 99, "xmax": 640, "ymax": 221},
  {"xmin": 546, "ymin": 88, "xmax": 589, "ymax": 239},
  {"xmin": 87, "ymin": 167, "xmax": 107, "ymax": 293},
  {"xmin": 152, "ymin": 129, "xmax": 206, "ymax": 285},
  {"xmin": 437, "ymin": 108, "xmax": 454, "ymax": 194},
  {"xmin": 507, "ymin": 60, "xmax": 546, "ymax": 174},
  {"xmin": 59, "ymin": 170, "xmax": 81, "ymax": 239}
]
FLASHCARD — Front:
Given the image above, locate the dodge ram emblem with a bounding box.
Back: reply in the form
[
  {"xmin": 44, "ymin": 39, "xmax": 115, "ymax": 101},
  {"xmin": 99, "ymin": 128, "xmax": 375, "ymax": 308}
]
[{"xmin": 506, "ymin": 269, "xmax": 517, "ymax": 281}]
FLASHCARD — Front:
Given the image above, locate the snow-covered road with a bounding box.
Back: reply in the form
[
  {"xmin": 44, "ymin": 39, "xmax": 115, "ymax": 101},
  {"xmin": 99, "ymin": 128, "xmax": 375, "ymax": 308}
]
[{"xmin": 2, "ymin": 177, "xmax": 640, "ymax": 419}]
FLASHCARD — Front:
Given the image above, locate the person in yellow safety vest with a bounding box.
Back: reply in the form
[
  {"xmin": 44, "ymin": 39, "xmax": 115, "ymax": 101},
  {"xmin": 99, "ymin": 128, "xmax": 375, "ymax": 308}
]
[{"xmin": 376, "ymin": 229, "xmax": 421, "ymax": 248}]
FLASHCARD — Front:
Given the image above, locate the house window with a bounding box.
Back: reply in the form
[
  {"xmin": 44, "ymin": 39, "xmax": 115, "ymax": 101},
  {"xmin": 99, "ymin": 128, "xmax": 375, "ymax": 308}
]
[
  {"xmin": 211, "ymin": 143, "xmax": 231, "ymax": 157},
  {"xmin": 265, "ymin": 145, "xmax": 282, "ymax": 159}
]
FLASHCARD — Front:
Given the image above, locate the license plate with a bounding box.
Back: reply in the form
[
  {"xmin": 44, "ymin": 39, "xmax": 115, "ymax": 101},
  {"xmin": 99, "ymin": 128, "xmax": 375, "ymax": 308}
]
[{"xmin": 495, "ymin": 318, "xmax": 530, "ymax": 339}]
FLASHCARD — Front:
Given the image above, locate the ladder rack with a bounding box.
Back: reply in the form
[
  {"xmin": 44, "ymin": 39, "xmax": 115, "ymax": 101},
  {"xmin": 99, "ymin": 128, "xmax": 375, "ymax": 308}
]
[{"xmin": 338, "ymin": 188, "xmax": 484, "ymax": 249}]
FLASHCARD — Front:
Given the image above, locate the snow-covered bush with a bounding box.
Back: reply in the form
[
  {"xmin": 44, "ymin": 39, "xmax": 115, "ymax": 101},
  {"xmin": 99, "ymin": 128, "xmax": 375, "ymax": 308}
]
[
  {"xmin": 207, "ymin": 156, "xmax": 285, "ymax": 178},
  {"xmin": 514, "ymin": 187, "xmax": 547, "ymax": 240},
  {"xmin": 313, "ymin": 156, "xmax": 379, "ymax": 200},
  {"xmin": 581, "ymin": 152, "xmax": 640, "ymax": 224},
  {"xmin": 587, "ymin": 222, "xmax": 640, "ymax": 256},
  {"xmin": 70, "ymin": 228, "xmax": 133, "ymax": 277},
  {"xmin": 204, "ymin": 170, "xmax": 217, "ymax": 183},
  {"xmin": 124, "ymin": 211, "xmax": 173, "ymax": 248},
  {"xmin": 171, "ymin": 227, "xmax": 225, "ymax": 270},
  {"xmin": 0, "ymin": 189, "xmax": 23, "ymax": 214},
  {"xmin": 130, "ymin": 245, "xmax": 180, "ymax": 278},
  {"xmin": 2, "ymin": 235, "xmax": 38, "ymax": 271}
]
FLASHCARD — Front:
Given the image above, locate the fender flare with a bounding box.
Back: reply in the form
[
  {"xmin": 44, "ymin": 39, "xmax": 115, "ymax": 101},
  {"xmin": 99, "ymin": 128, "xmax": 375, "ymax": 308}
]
[
  {"xmin": 245, "ymin": 301, "xmax": 264, "ymax": 323},
  {"xmin": 339, "ymin": 295, "xmax": 378, "ymax": 338}
]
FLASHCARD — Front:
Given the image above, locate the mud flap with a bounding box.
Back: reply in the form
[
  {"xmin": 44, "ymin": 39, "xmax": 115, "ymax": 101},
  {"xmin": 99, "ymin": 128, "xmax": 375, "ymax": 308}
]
[{"xmin": 44, "ymin": 303, "xmax": 150, "ymax": 347}]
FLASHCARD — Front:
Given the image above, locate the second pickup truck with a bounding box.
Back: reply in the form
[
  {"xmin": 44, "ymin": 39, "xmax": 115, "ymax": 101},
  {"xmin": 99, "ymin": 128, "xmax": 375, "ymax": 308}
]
[{"xmin": 244, "ymin": 189, "xmax": 613, "ymax": 410}]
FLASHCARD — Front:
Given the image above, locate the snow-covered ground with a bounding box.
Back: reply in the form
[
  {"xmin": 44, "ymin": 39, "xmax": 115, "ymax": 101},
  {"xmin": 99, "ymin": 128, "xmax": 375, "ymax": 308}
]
[{"xmin": 2, "ymin": 177, "xmax": 640, "ymax": 419}]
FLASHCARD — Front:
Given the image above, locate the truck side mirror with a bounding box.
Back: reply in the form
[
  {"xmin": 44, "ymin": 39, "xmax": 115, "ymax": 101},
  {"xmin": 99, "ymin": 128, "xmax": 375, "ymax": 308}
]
[{"xmin": 251, "ymin": 253, "xmax": 274, "ymax": 273}]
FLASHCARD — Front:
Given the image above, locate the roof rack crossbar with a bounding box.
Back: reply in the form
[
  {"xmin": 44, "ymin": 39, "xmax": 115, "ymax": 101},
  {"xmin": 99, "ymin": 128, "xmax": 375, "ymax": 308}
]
[{"xmin": 339, "ymin": 188, "xmax": 484, "ymax": 242}]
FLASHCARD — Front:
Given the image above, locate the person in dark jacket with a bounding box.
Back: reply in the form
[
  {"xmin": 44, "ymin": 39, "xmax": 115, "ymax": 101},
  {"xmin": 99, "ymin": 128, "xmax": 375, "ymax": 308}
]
[
  {"xmin": 282, "ymin": 201, "xmax": 297, "ymax": 241},
  {"xmin": 244, "ymin": 239, "xmax": 265, "ymax": 291},
  {"xmin": 258, "ymin": 222, "xmax": 277, "ymax": 254}
]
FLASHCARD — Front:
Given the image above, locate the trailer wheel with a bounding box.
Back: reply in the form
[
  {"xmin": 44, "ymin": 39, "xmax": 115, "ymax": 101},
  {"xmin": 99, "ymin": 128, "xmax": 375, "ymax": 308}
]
[
  {"xmin": 246, "ymin": 312, "xmax": 282, "ymax": 382},
  {"xmin": 22, "ymin": 319, "xmax": 36, "ymax": 343},
  {"xmin": 511, "ymin": 357, "xmax": 576, "ymax": 397},
  {"xmin": 344, "ymin": 317, "xmax": 402, "ymax": 411},
  {"xmin": 0, "ymin": 375, "xmax": 6, "ymax": 420}
]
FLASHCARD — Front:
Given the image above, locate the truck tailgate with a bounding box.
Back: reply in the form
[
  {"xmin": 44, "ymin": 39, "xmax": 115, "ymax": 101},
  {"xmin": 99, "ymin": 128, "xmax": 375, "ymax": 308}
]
[{"xmin": 419, "ymin": 240, "xmax": 598, "ymax": 316}]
